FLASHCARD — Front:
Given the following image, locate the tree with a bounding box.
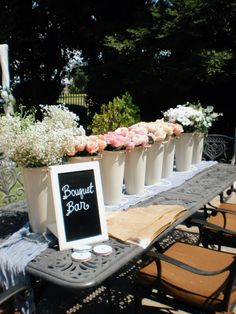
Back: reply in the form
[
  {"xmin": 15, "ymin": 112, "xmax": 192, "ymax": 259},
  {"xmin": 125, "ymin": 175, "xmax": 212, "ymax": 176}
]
[
  {"xmin": 82, "ymin": 0, "xmax": 236, "ymax": 133},
  {"xmin": 1, "ymin": 0, "xmax": 236, "ymax": 133},
  {"xmin": 0, "ymin": 0, "xmax": 98, "ymax": 110}
]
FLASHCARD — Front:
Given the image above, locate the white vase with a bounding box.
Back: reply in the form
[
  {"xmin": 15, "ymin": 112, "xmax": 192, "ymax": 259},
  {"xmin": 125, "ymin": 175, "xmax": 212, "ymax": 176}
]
[
  {"xmin": 99, "ymin": 150, "xmax": 126, "ymax": 205},
  {"xmin": 175, "ymin": 133, "xmax": 194, "ymax": 171},
  {"xmin": 145, "ymin": 141, "xmax": 164, "ymax": 185},
  {"xmin": 67, "ymin": 155, "xmax": 101, "ymax": 163},
  {"xmin": 192, "ymin": 133, "xmax": 205, "ymax": 164},
  {"xmin": 22, "ymin": 167, "xmax": 50, "ymax": 233},
  {"xmin": 162, "ymin": 138, "xmax": 176, "ymax": 178},
  {"xmin": 124, "ymin": 146, "xmax": 147, "ymax": 195}
]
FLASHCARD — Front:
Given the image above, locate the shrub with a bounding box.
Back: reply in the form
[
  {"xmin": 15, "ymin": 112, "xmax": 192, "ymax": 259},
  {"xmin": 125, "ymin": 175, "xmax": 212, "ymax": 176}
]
[{"xmin": 88, "ymin": 92, "xmax": 140, "ymax": 134}]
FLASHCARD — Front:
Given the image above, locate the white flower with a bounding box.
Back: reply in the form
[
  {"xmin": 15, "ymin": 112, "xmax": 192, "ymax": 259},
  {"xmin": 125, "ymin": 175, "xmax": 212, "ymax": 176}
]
[
  {"xmin": 0, "ymin": 86, "xmax": 16, "ymax": 108},
  {"xmin": 1, "ymin": 90, "xmax": 9, "ymax": 99},
  {"xmin": 162, "ymin": 102, "xmax": 222, "ymax": 133},
  {"xmin": 0, "ymin": 104, "xmax": 86, "ymax": 168}
]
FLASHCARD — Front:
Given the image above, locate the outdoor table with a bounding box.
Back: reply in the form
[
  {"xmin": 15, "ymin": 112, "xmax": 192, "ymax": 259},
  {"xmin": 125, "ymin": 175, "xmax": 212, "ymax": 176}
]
[{"xmin": 24, "ymin": 162, "xmax": 236, "ymax": 290}]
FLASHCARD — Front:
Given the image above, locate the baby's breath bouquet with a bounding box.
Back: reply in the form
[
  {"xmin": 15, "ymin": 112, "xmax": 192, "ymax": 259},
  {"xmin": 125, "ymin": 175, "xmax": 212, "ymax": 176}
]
[
  {"xmin": 162, "ymin": 101, "xmax": 222, "ymax": 133},
  {"xmin": 0, "ymin": 104, "xmax": 85, "ymax": 168}
]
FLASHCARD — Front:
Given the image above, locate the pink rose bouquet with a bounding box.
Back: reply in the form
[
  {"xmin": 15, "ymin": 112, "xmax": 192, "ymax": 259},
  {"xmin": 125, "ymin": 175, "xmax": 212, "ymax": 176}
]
[
  {"xmin": 128, "ymin": 123, "xmax": 154, "ymax": 148},
  {"xmin": 66, "ymin": 134, "xmax": 107, "ymax": 157},
  {"xmin": 104, "ymin": 128, "xmax": 134, "ymax": 151}
]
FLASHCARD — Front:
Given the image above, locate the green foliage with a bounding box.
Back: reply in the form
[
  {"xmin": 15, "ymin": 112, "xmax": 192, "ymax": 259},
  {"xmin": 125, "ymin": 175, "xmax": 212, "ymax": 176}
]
[
  {"xmin": 88, "ymin": 92, "xmax": 140, "ymax": 134},
  {"xmin": 70, "ymin": 66, "xmax": 89, "ymax": 93},
  {"xmin": 1, "ymin": 0, "xmax": 236, "ymax": 133},
  {"xmin": 199, "ymin": 49, "xmax": 233, "ymax": 82}
]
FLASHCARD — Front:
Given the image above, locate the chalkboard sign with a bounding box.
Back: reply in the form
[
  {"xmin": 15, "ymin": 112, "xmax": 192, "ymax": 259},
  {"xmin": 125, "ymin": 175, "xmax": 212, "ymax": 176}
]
[{"xmin": 48, "ymin": 161, "xmax": 108, "ymax": 250}]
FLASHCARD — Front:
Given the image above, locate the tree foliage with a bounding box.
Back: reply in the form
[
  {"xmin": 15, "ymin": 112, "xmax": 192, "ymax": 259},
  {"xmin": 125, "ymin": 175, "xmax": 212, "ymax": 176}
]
[
  {"xmin": 0, "ymin": 0, "xmax": 236, "ymax": 133},
  {"xmin": 83, "ymin": 0, "xmax": 236, "ymax": 133}
]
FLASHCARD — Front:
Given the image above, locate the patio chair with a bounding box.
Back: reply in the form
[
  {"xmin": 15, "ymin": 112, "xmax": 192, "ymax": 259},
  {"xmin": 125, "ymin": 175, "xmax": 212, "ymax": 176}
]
[
  {"xmin": 202, "ymin": 130, "xmax": 236, "ymax": 202},
  {"xmin": 191, "ymin": 202, "xmax": 236, "ymax": 250},
  {"xmin": 185, "ymin": 130, "xmax": 236, "ymax": 247},
  {"xmin": 0, "ymin": 284, "xmax": 30, "ymax": 313},
  {"xmin": 135, "ymin": 242, "xmax": 236, "ymax": 314}
]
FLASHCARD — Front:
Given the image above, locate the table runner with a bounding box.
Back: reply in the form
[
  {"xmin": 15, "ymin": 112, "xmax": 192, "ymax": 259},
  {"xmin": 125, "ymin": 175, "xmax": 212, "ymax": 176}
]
[
  {"xmin": 0, "ymin": 224, "xmax": 54, "ymax": 289},
  {"xmin": 105, "ymin": 160, "xmax": 217, "ymax": 214}
]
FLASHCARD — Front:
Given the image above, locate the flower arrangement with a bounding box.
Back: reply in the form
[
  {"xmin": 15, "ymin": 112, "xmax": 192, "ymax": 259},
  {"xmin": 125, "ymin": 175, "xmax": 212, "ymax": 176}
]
[
  {"xmin": 0, "ymin": 86, "xmax": 15, "ymax": 107},
  {"xmin": 65, "ymin": 134, "xmax": 107, "ymax": 157},
  {"xmin": 143, "ymin": 120, "xmax": 167, "ymax": 142},
  {"xmin": 102, "ymin": 120, "xmax": 184, "ymax": 153},
  {"xmin": 162, "ymin": 101, "xmax": 222, "ymax": 133},
  {"xmin": 127, "ymin": 123, "xmax": 154, "ymax": 148},
  {"xmin": 162, "ymin": 121, "xmax": 184, "ymax": 139},
  {"xmin": 131, "ymin": 120, "xmax": 184, "ymax": 142},
  {"xmin": 103, "ymin": 123, "xmax": 157, "ymax": 152},
  {"xmin": 0, "ymin": 86, "xmax": 15, "ymax": 114},
  {"xmin": 103, "ymin": 128, "xmax": 134, "ymax": 151},
  {"xmin": 0, "ymin": 104, "xmax": 85, "ymax": 168},
  {"xmin": 189, "ymin": 101, "xmax": 223, "ymax": 133}
]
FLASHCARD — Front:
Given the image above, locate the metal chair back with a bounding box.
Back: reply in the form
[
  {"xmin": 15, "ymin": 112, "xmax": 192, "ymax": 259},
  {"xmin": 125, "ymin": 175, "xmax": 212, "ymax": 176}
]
[
  {"xmin": 202, "ymin": 129, "xmax": 236, "ymax": 164},
  {"xmin": 0, "ymin": 154, "xmax": 24, "ymax": 205}
]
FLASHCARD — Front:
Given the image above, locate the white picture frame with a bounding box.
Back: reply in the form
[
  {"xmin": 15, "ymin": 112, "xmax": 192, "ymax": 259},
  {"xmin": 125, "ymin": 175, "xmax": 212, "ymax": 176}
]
[{"xmin": 48, "ymin": 161, "xmax": 108, "ymax": 251}]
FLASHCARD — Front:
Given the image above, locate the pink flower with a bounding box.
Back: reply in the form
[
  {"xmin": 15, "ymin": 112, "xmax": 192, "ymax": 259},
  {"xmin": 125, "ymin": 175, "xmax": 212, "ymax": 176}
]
[
  {"xmin": 86, "ymin": 135, "xmax": 106, "ymax": 154},
  {"xmin": 146, "ymin": 120, "xmax": 167, "ymax": 142},
  {"xmin": 104, "ymin": 131, "xmax": 132, "ymax": 150},
  {"xmin": 127, "ymin": 130, "xmax": 150, "ymax": 148},
  {"xmin": 129, "ymin": 123, "xmax": 149, "ymax": 136},
  {"xmin": 115, "ymin": 127, "xmax": 129, "ymax": 137},
  {"xmin": 96, "ymin": 134, "xmax": 107, "ymax": 151},
  {"xmin": 172, "ymin": 123, "xmax": 184, "ymax": 136},
  {"xmin": 86, "ymin": 136, "xmax": 100, "ymax": 154},
  {"xmin": 128, "ymin": 123, "xmax": 152, "ymax": 148},
  {"xmin": 67, "ymin": 134, "xmax": 107, "ymax": 156},
  {"xmin": 164, "ymin": 122, "xmax": 184, "ymax": 138},
  {"xmin": 74, "ymin": 135, "xmax": 88, "ymax": 152}
]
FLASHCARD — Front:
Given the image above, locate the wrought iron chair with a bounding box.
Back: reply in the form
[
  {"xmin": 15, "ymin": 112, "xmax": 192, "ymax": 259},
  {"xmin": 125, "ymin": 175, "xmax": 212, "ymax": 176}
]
[
  {"xmin": 0, "ymin": 285, "xmax": 30, "ymax": 313},
  {"xmin": 202, "ymin": 132, "xmax": 236, "ymax": 163},
  {"xmin": 189, "ymin": 201, "xmax": 236, "ymax": 250},
  {"xmin": 185, "ymin": 129, "xmax": 236, "ymax": 250},
  {"xmin": 0, "ymin": 154, "xmax": 24, "ymax": 206},
  {"xmin": 202, "ymin": 131, "xmax": 236, "ymax": 202},
  {"xmin": 0, "ymin": 156, "xmax": 30, "ymax": 313},
  {"xmin": 135, "ymin": 241, "xmax": 236, "ymax": 313}
]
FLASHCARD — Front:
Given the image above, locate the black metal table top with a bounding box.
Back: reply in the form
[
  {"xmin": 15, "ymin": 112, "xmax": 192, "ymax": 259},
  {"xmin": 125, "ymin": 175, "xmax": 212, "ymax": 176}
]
[{"xmin": 26, "ymin": 163, "xmax": 236, "ymax": 290}]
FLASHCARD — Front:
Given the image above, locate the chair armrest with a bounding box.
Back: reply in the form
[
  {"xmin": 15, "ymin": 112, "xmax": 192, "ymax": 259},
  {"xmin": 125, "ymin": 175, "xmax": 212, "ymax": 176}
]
[
  {"xmin": 202, "ymin": 205, "xmax": 236, "ymax": 215},
  {"xmin": 147, "ymin": 250, "xmax": 235, "ymax": 276},
  {"xmin": 0, "ymin": 285, "xmax": 29, "ymax": 305},
  {"xmin": 190, "ymin": 218, "xmax": 236, "ymax": 236},
  {"xmin": 215, "ymin": 207, "xmax": 236, "ymax": 215},
  {"xmin": 226, "ymin": 187, "xmax": 236, "ymax": 197}
]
